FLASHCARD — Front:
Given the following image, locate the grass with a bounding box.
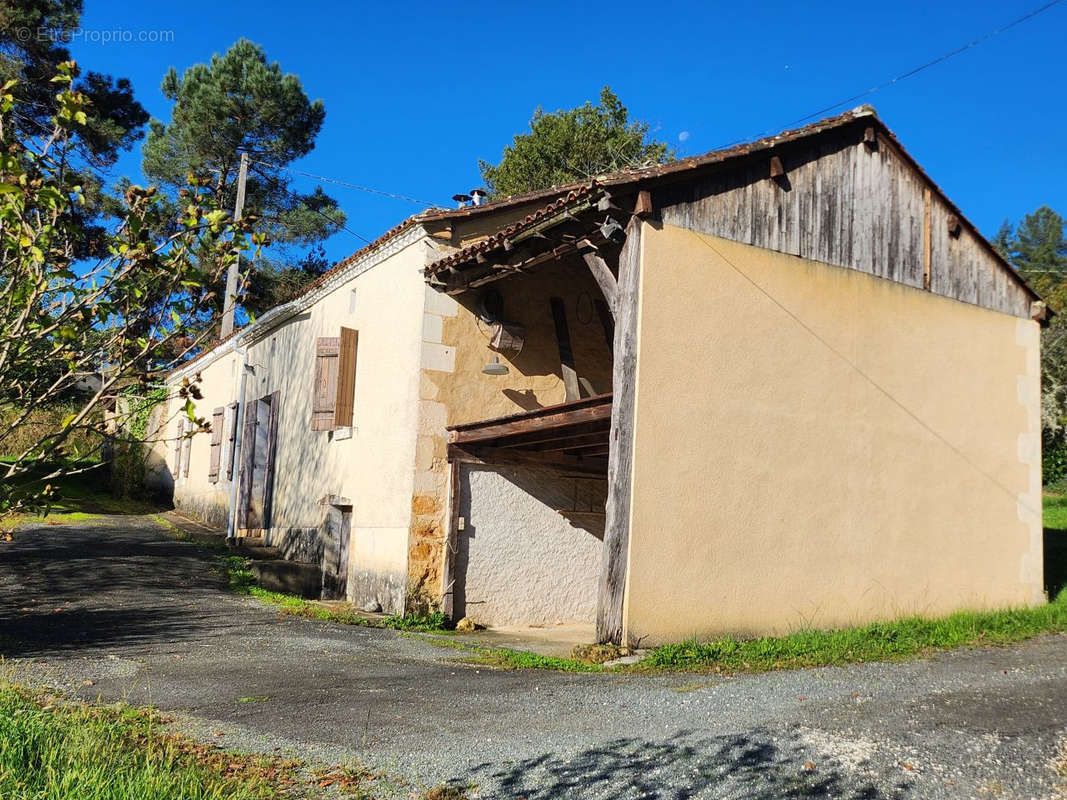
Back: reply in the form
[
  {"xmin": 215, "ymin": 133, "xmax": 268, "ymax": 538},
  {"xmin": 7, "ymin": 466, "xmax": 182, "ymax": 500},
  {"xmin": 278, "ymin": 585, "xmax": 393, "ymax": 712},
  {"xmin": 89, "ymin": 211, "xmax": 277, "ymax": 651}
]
[
  {"xmin": 643, "ymin": 590, "xmax": 1067, "ymax": 672},
  {"xmin": 0, "ymin": 680, "xmax": 464, "ymax": 799},
  {"xmin": 1, "ymin": 463, "xmax": 159, "ymax": 535},
  {"xmin": 0, "ymin": 682, "xmax": 299, "ymax": 799},
  {"xmin": 216, "ymin": 554, "xmax": 452, "ymax": 633}
]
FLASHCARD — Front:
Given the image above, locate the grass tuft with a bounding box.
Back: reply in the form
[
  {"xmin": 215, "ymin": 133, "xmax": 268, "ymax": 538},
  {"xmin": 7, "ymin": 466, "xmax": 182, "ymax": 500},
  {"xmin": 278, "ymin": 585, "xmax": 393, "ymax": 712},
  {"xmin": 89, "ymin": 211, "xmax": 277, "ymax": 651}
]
[
  {"xmin": 0, "ymin": 682, "xmax": 297, "ymax": 799},
  {"xmin": 643, "ymin": 589, "xmax": 1067, "ymax": 673}
]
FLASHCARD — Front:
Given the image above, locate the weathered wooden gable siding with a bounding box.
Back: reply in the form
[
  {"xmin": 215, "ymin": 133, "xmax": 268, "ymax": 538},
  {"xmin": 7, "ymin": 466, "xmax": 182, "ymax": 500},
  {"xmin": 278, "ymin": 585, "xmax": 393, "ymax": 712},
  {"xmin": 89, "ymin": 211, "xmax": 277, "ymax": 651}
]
[{"xmin": 657, "ymin": 127, "xmax": 1031, "ymax": 318}]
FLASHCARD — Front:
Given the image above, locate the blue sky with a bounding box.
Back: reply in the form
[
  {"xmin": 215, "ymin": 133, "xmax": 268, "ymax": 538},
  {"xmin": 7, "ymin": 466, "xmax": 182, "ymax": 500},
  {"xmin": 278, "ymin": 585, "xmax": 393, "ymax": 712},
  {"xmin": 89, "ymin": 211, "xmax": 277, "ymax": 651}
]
[{"xmin": 72, "ymin": 0, "xmax": 1066, "ymax": 266}]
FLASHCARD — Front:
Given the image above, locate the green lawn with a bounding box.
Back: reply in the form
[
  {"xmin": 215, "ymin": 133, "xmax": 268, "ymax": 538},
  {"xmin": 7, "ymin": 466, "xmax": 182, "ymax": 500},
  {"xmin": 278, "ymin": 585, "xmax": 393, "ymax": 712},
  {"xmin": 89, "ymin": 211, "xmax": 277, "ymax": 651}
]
[{"xmin": 1, "ymin": 463, "xmax": 158, "ymax": 534}]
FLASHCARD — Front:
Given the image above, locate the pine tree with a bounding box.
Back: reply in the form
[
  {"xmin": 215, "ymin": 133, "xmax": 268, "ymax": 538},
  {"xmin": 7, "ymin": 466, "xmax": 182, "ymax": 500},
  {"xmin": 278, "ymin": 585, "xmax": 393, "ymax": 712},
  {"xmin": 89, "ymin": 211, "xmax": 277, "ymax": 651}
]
[
  {"xmin": 0, "ymin": 0, "xmax": 149, "ymax": 257},
  {"xmin": 479, "ymin": 87, "xmax": 671, "ymax": 197},
  {"xmin": 142, "ymin": 39, "xmax": 345, "ymax": 319}
]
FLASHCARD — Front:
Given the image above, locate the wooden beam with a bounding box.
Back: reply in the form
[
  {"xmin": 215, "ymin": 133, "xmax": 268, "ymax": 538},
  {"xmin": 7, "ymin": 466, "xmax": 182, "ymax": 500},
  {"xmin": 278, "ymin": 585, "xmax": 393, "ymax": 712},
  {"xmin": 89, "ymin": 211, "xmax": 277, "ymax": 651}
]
[
  {"xmin": 526, "ymin": 431, "xmax": 610, "ymax": 453},
  {"xmin": 440, "ymin": 459, "xmax": 460, "ymax": 619},
  {"xmin": 923, "ymin": 186, "xmax": 932, "ymax": 290},
  {"xmin": 946, "ymin": 214, "xmax": 962, "ymax": 238},
  {"xmin": 495, "ymin": 420, "xmax": 611, "ymax": 450},
  {"xmin": 450, "ymin": 445, "xmax": 608, "ymax": 477},
  {"xmin": 769, "ymin": 155, "xmax": 785, "ymax": 178},
  {"xmin": 863, "ymin": 126, "xmax": 877, "ymax": 150},
  {"xmin": 578, "ymin": 239, "xmax": 618, "ymax": 313},
  {"xmin": 449, "ymin": 396, "xmax": 613, "ymax": 445},
  {"xmin": 634, "ymin": 189, "xmax": 652, "ymax": 218},
  {"xmin": 550, "ymin": 297, "xmax": 580, "ymax": 402},
  {"xmin": 597, "ymin": 216, "xmax": 642, "ymax": 646}
]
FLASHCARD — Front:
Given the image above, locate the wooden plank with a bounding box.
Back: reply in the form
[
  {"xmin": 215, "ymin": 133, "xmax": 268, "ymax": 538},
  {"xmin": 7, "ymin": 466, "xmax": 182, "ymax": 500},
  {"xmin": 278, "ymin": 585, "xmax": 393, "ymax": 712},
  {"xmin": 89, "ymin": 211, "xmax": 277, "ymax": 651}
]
[
  {"xmin": 923, "ymin": 186, "xmax": 932, "ymax": 291},
  {"xmin": 334, "ymin": 327, "xmax": 359, "ymax": 427},
  {"xmin": 579, "ymin": 242, "xmax": 618, "ymax": 313},
  {"xmin": 173, "ymin": 417, "xmax": 183, "ymax": 475},
  {"xmin": 208, "ymin": 407, "xmax": 224, "ymax": 483},
  {"xmin": 441, "ymin": 459, "xmax": 461, "ymax": 619},
  {"xmin": 449, "ymin": 398, "xmax": 613, "ymax": 445},
  {"xmin": 597, "ymin": 216, "xmax": 642, "ymax": 646},
  {"xmin": 261, "ymin": 391, "xmax": 281, "ymax": 529},
  {"xmin": 495, "ymin": 419, "xmax": 611, "ymax": 450},
  {"xmin": 450, "ymin": 445, "xmax": 608, "ymax": 477},
  {"xmin": 226, "ymin": 402, "xmax": 238, "ymax": 481},
  {"xmin": 312, "ymin": 336, "xmax": 340, "ymax": 431},
  {"xmin": 595, "ymin": 298, "xmax": 615, "ymax": 353},
  {"xmin": 550, "ymin": 297, "xmax": 581, "ymax": 402},
  {"xmin": 236, "ymin": 398, "xmax": 258, "ymax": 529}
]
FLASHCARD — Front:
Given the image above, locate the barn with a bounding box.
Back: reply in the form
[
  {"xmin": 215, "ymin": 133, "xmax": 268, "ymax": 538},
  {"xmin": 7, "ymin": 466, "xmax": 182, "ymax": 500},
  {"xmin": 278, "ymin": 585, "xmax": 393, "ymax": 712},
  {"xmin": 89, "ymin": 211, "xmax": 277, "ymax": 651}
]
[{"xmin": 155, "ymin": 106, "xmax": 1047, "ymax": 646}]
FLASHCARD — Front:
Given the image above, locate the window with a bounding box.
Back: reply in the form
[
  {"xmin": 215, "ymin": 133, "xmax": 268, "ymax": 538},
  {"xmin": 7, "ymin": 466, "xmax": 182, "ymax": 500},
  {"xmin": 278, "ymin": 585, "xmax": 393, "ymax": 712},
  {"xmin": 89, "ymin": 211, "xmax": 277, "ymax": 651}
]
[
  {"xmin": 208, "ymin": 407, "xmax": 224, "ymax": 483},
  {"xmin": 311, "ymin": 327, "xmax": 359, "ymax": 431}
]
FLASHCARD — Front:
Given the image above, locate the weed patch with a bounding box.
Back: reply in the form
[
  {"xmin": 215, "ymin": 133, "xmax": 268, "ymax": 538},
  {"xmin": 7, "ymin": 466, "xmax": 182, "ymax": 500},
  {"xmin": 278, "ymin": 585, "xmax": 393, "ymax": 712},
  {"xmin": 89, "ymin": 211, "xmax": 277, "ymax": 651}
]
[{"xmin": 642, "ymin": 590, "xmax": 1067, "ymax": 673}]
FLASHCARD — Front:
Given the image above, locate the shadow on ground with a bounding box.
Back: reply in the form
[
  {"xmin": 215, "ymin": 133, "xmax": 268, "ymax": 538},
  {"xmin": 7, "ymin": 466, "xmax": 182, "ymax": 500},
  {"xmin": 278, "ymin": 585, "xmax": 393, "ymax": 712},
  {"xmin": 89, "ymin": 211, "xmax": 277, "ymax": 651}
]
[
  {"xmin": 1046, "ymin": 528, "xmax": 1067, "ymax": 599},
  {"xmin": 0, "ymin": 519, "xmax": 236, "ymax": 659},
  {"xmin": 458, "ymin": 729, "xmax": 911, "ymax": 799}
]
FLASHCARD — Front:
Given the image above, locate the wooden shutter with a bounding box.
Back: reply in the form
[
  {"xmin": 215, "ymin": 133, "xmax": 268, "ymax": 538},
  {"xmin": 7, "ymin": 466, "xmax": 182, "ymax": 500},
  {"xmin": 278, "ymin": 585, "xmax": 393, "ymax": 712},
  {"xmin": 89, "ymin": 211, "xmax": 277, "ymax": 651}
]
[
  {"xmin": 181, "ymin": 422, "xmax": 192, "ymax": 478},
  {"xmin": 208, "ymin": 407, "xmax": 224, "ymax": 483},
  {"xmin": 236, "ymin": 398, "xmax": 258, "ymax": 529},
  {"xmin": 311, "ymin": 336, "xmax": 340, "ymax": 430},
  {"xmin": 225, "ymin": 402, "xmax": 238, "ymax": 481},
  {"xmin": 173, "ymin": 417, "xmax": 184, "ymax": 476},
  {"xmin": 334, "ymin": 328, "xmax": 359, "ymax": 428},
  {"xmin": 261, "ymin": 391, "xmax": 281, "ymax": 529}
]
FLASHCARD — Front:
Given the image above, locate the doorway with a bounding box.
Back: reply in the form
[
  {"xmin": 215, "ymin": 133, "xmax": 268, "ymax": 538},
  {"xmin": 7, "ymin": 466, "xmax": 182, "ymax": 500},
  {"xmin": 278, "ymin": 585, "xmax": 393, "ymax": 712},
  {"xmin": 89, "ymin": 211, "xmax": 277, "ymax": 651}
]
[{"xmin": 237, "ymin": 391, "xmax": 280, "ymax": 531}]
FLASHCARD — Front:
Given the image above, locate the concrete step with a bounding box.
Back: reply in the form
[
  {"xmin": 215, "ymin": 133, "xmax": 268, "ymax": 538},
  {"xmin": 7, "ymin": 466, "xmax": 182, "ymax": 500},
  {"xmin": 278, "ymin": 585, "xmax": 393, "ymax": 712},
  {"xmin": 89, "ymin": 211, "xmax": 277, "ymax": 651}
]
[{"xmin": 251, "ymin": 559, "xmax": 322, "ymax": 599}]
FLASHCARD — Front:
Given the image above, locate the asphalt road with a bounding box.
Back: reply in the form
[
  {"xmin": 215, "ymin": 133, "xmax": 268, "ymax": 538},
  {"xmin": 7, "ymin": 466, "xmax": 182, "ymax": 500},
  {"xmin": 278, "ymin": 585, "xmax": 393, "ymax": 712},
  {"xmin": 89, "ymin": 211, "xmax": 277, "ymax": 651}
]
[{"xmin": 2, "ymin": 514, "xmax": 1065, "ymax": 799}]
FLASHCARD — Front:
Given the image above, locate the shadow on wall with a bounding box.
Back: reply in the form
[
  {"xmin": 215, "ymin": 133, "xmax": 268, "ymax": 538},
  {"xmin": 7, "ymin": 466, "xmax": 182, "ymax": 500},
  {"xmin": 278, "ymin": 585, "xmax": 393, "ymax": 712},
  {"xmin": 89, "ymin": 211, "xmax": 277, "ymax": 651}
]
[
  {"xmin": 452, "ymin": 465, "xmax": 606, "ymax": 625},
  {"xmin": 454, "ymin": 729, "xmax": 909, "ymax": 799}
]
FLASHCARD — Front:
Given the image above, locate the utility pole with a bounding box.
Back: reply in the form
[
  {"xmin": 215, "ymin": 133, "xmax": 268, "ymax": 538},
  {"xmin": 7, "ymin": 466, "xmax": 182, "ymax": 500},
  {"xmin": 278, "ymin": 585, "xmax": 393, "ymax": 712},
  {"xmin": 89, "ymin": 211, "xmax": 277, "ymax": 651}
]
[{"xmin": 219, "ymin": 150, "xmax": 249, "ymax": 340}]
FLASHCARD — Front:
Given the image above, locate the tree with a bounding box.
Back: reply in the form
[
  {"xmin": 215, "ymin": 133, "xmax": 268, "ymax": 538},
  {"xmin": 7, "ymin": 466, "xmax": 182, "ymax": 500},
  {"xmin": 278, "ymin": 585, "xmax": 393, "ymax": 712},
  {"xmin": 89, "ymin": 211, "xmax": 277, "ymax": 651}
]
[
  {"xmin": 997, "ymin": 207, "xmax": 1067, "ymax": 483},
  {"xmin": 142, "ymin": 39, "xmax": 344, "ymax": 321},
  {"xmin": 479, "ymin": 87, "xmax": 672, "ymax": 197},
  {"xmin": 0, "ymin": 63, "xmax": 257, "ymax": 518},
  {"xmin": 0, "ymin": 0, "xmax": 149, "ymax": 257}
]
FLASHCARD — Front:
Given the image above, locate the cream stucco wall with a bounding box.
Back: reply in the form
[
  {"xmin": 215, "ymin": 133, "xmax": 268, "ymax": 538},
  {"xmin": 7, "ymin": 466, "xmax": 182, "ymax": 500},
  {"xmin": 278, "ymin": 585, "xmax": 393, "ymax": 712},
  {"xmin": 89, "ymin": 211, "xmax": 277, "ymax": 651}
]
[
  {"xmin": 623, "ymin": 224, "xmax": 1043, "ymax": 644},
  {"xmin": 163, "ymin": 233, "xmax": 429, "ymax": 613}
]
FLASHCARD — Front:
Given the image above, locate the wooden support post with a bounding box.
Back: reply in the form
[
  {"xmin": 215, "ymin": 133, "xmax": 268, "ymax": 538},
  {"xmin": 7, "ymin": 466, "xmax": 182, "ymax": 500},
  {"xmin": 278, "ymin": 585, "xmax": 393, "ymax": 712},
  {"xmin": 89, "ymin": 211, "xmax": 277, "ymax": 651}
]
[
  {"xmin": 579, "ymin": 239, "xmax": 618, "ymax": 313},
  {"xmin": 550, "ymin": 297, "xmax": 581, "ymax": 402},
  {"xmin": 923, "ymin": 187, "xmax": 932, "ymax": 291},
  {"xmin": 597, "ymin": 216, "xmax": 642, "ymax": 646},
  {"xmin": 440, "ymin": 459, "xmax": 461, "ymax": 619}
]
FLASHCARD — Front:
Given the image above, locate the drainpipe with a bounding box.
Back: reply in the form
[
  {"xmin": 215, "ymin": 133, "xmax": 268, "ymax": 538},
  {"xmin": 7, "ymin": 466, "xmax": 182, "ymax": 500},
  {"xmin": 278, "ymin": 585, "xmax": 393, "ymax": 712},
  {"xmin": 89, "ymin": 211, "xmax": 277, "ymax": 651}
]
[{"xmin": 226, "ymin": 343, "xmax": 249, "ymax": 539}]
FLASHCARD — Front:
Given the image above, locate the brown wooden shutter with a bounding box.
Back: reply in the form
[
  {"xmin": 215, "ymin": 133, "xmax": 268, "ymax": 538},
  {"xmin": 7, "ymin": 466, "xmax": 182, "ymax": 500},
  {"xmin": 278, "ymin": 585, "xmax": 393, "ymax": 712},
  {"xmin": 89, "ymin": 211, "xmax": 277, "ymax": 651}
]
[
  {"xmin": 311, "ymin": 336, "xmax": 340, "ymax": 430},
  {"xmin": 334, "ymin": 327, "xmax": 359, "ymax": 428},
  {"xmin": 173, "ymin": 417, "xmax": 184, "ymax": 475},
  {"xmin": 181, "ymin": 421, "xmax": 192, "ymax": 478},
  {"xmin": 226, "ymin": 402, "xmax": 238, "ymax": 481},
  {"xmin": 208, "ymin": 407, "xmax": 224, "ymax": 483}
]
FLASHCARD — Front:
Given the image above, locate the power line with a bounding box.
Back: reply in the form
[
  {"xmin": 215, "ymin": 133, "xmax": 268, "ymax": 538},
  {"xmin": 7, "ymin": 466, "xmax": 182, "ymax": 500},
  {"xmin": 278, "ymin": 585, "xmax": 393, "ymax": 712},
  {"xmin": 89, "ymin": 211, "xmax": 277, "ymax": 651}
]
[
  {"xmin": 713, "ymin": 0, "xmax": 1064, "ymax": 149},
  {"xmin": 689, "ymin": 229, "xmax": 1041, "ymax": 519},
  {"xmin": 248, "ymin": 161, "xmax": 374, "ymax": 244},
  {"xmin": 250, "ymin": 159, "xmax": 439, "ymax": 208}
]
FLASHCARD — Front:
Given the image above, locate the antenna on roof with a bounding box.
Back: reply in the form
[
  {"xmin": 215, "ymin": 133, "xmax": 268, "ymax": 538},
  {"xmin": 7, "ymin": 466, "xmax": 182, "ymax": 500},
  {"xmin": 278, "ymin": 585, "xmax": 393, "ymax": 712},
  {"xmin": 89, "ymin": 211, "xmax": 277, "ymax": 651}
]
[
  {"xmin": 470, "ymin": 188, "xmax": 488, "ymax": 207},
  {"xmin": 452, "ymin": 193, "xmax": 471, "ymax": 208}
]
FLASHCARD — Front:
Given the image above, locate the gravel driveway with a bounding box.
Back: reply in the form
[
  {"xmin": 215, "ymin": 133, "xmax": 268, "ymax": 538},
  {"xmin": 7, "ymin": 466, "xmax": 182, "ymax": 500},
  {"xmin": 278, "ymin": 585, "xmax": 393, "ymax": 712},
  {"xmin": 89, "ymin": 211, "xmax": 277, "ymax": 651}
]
[{"xmin": 2, "ymin": 514, "xmax": 1065, "ymax": 799}]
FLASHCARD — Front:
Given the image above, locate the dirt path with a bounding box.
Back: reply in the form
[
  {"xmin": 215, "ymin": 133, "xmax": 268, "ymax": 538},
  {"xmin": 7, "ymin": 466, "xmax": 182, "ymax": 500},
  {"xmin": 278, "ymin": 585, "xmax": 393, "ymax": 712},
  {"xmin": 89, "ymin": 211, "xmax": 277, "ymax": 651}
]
[{"xmin": 2, "ymin": 514, "xmax": 1065, "ymax": 798}]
